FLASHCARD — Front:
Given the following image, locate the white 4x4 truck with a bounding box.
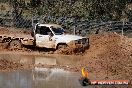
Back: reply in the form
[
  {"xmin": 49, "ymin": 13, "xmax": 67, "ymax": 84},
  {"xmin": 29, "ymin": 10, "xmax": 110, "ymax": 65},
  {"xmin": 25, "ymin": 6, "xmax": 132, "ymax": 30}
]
[{"xmin": 0, "ymin": 24, "xmax": 89, "ymax": 51}]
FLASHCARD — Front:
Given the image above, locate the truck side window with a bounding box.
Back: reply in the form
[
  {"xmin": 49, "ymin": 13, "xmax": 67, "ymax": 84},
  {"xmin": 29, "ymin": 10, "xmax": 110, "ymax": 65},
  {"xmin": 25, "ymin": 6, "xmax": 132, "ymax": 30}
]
[
  {"xmin": 35, "ymin": 25, "xmax": 40, "ymax": 33},
  {"xmin": 36, "ymin": 26, "xmax": 51, "ymax": 35}
]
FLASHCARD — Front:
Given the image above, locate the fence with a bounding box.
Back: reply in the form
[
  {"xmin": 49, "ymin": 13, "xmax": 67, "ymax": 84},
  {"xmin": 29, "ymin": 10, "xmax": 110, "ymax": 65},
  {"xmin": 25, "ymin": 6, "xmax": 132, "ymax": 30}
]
[{"xmin": 0, "ymin": 6, "xmax": 131, "ymax": 37}]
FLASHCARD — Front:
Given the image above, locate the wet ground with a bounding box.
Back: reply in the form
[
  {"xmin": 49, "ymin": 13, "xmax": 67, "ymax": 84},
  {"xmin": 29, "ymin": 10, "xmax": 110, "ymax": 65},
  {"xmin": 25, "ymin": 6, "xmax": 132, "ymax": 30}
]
[
  {"xmin": 0, "ymin": 53, "xmax": 82, "ymax": 88},
  {"xmin": 0, "ymin": 52, "xmax": 82, "ymax": 69},
  {"xmin": 0, "ymin": 68, "xmax": 129, "ymax": 88},
  {"xmin": 0, "ymin": 52, "xmax": 130, "ymax": 88}
]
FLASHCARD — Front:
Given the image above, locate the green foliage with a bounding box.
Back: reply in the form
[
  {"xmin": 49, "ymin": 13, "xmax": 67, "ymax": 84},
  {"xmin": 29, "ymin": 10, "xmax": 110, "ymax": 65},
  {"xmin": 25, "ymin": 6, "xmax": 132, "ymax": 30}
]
[
  {"xmin": 3, "ymin": 0, "xmax": 132, "ymax": 21},
  {"xmin": 30, "ymin": 0, "xmax": 41, "ymax": 7},
  {"xmin": 37, "ymin": 0, "xmax": 131, "ymax": 21}
]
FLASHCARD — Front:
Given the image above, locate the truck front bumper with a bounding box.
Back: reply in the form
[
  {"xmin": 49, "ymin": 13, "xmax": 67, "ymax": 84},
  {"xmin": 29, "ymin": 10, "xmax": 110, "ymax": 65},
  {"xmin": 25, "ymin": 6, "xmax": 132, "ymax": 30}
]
[
  {"xmin": 75, "ymin": 43, "xmax": 89, "ymax": 49},
  {"xmin": 68, "ymin": 38, "xmax": 89, "ymax": 50}
]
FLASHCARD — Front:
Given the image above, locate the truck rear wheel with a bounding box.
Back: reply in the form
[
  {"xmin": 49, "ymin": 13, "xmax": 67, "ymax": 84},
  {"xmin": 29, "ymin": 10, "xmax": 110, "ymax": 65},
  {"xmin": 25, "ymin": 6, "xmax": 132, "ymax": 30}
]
[{"xmin": 9, "ymin": 40, "xmax": 22, "ymax": 49}]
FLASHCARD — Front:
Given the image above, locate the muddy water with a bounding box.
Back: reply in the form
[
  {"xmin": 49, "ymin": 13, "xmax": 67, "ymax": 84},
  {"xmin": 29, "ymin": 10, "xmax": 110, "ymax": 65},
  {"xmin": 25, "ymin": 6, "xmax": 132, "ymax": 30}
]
[
  {"xmin": 0, "ymin": 53, "xmax": 129, "ymax": 88},
  {"xmin": 0, "ymin": 53, "xmax": 85, "ymax": 88},
  {"xmin": 0, "ymin": 53, "xmax": 82, "ymax": 66},
  {"xmin": 0, "ymin": 68, "xmax": 83, "ymax": 88}
]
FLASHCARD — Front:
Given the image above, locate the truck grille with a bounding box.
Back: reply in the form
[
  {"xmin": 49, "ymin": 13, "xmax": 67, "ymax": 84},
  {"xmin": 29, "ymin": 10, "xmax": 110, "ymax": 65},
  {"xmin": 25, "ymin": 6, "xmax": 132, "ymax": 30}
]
[
  {"xmin": 82, "ymin": 38, "xmax": 87, "ymax": 44},
  {"xmin": 77, "ymin": 38, "xmax": 88, "ymax": 44},
  {"xmin": 78, "ymin": 39, "xmax": 82, "ymax": 44}
]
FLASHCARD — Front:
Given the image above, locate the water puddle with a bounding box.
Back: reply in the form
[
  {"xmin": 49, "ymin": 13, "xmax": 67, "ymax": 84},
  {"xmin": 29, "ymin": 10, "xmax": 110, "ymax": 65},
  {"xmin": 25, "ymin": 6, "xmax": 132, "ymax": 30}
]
[
  {"xmin": 0, "ymin": 53, "xmax": 128, "ymax": 88},
  {"xmin": 0, "ymin": 53, "xmax": 85, "ymax": 88},
  {"xmin": 0, "ymin": 68, "xmax": 83, "ymax": 88}
]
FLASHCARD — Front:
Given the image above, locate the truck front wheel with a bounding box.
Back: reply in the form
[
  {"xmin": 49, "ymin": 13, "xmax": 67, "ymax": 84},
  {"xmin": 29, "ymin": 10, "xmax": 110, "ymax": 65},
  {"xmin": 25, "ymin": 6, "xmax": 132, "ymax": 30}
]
[
  {"xmin": 9, "ymin": 40, "xmax": 22, "ymax": 49},
  {"xmin": 57, "ymin": 44, "xmax": 67, "ymax": 50}
]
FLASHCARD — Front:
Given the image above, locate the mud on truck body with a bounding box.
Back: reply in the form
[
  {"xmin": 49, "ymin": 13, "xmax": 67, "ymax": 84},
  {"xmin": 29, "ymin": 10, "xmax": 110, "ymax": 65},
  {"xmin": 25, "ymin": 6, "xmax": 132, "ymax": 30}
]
[{"xmin": 0, "ymin": 24, "xmax": 89, "ymax": 51}]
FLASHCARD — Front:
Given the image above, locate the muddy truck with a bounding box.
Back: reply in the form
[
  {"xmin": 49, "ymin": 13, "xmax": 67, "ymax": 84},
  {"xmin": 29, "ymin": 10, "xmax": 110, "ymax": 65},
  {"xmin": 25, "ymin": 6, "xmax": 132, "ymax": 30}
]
[{"xmin": 0, "ymin": 24, "xmax": 89, "ymax": 51}]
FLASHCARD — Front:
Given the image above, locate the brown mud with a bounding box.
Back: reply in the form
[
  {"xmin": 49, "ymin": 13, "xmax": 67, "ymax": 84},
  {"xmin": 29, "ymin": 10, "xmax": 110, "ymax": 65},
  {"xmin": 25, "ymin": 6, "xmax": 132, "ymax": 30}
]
[{"xmin": 0, "ymin": 27, "xmax": 131, "ymax": 82}]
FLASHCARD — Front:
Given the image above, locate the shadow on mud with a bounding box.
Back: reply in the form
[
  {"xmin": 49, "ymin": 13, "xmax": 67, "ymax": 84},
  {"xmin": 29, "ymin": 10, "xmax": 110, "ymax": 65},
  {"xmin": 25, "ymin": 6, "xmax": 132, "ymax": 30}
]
[{"xmin": 24, "ymin": 45, "xmax": 56, "ymax": 52}]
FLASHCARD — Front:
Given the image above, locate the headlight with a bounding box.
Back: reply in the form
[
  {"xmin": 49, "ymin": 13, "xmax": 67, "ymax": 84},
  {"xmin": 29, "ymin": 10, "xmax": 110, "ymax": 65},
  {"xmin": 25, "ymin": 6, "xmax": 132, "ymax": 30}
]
[
  {"xmin": 75, "ymin": 39, "xmax": 82, "ymax": 44},
  {"xmin": 75, "ymin": 38, "xmax": 88, "ymax": 44}
]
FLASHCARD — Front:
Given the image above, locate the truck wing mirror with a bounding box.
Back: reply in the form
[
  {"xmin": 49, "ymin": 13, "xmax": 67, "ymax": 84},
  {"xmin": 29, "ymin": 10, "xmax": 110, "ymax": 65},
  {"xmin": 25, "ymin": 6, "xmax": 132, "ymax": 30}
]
[
  {"xmin": 48, "ymin": 32, "xmax": 53, "ymax": 36},
  {"xmin": 48, "ymin": 32, "xmax": 53, "ymax": 41}
]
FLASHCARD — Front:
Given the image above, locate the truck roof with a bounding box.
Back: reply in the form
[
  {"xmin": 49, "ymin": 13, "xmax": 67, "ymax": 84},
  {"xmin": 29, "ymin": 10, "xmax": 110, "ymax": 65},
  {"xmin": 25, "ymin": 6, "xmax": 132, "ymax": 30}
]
[{"xmin": 38, "ymin": 24, "xmax": 62, "ymax": 28}]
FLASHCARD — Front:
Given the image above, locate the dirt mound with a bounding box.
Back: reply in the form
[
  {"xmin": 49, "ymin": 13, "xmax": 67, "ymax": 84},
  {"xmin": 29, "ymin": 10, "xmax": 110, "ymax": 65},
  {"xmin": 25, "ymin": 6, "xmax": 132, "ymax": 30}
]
[
  {"xmin": 78, "ymin": 32, "xmax": 132, "ymax": 79},
  {"xmin": 0, "ymin": 27, "xmax": 31, "ymax": 35},
  {"xmin": 0, "ymin": 27, "xmax": 9, "ymax": 34}
]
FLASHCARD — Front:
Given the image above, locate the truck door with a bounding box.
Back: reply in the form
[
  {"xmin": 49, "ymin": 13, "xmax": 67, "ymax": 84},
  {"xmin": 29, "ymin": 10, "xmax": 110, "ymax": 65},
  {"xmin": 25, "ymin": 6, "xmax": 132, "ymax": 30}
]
[{"xmin": 35, "ymin": 26, "xmax": 55, "ymax": 48}]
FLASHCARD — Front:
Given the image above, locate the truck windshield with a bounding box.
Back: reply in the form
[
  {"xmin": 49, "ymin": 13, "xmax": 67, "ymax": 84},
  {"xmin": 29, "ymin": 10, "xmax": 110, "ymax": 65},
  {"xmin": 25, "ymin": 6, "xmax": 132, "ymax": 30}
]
[{"xmin": 52, "ymin": 27, "xmax": 65, "ymax": 35}]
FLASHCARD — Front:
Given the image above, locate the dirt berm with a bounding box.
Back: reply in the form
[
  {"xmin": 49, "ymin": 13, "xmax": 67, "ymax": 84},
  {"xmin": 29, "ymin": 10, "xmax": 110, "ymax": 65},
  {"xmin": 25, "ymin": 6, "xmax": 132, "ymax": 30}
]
[{"xmin": 76, "ymin": 32, "xmax": 132, "ymax": 80}]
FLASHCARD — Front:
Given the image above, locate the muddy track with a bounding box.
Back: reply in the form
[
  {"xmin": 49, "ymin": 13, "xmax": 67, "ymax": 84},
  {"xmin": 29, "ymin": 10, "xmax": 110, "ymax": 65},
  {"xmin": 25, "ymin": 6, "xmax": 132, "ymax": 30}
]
[{"xmin": 0, "ymin": 27, "xmax": 132, "ymax": 82}]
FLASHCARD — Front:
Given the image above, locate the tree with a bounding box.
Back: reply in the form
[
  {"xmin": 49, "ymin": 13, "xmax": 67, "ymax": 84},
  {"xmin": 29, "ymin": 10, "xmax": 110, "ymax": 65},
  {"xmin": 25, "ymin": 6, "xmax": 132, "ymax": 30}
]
[{"xmin": 30, "ymin": 0, "xmax": 41, "ymax": 7}]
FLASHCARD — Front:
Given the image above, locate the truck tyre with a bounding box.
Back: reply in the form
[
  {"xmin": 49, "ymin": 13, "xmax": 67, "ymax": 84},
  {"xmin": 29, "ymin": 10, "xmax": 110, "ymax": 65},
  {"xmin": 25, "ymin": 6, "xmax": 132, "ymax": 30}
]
[
  {"xmin": 57, "ymin": 44, "xmax": 67, "ymax": 50},
  {"xmin": 9, "ymin": 40, "xmax": 22, "ymax": 49}
]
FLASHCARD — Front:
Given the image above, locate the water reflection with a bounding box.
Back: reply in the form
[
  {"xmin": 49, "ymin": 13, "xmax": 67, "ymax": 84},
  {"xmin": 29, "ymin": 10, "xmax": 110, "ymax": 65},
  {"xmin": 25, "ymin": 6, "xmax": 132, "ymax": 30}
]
[{"xmin": 0, "ymin": 68, "xmax": 82, "ymax": 88}]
